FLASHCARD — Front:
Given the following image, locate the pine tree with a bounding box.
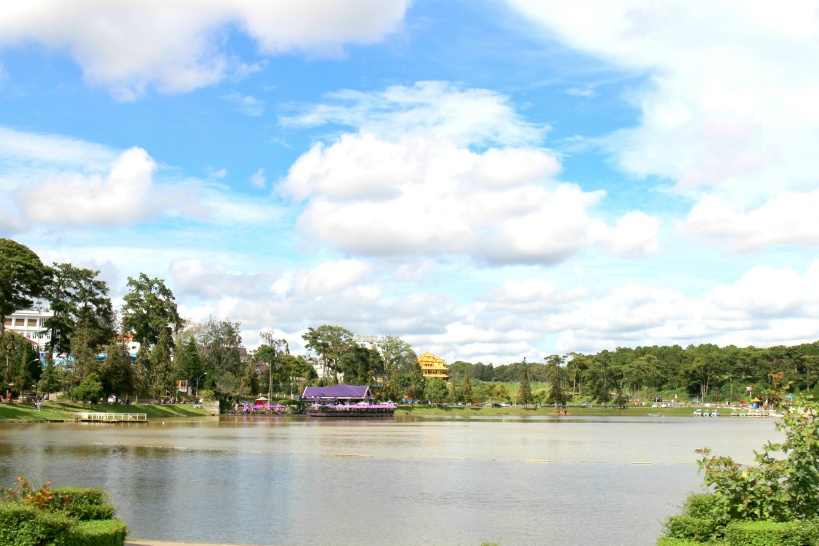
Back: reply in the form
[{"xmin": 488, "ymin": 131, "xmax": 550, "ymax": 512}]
[{"xmin": 519, "ymin": 358, "xmax": 533, "ymax": 406}]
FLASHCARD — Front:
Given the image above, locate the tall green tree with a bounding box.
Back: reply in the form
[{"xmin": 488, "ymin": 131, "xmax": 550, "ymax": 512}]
[
  {"xmin": 377, "ymin": 335, "xmax": 417, "ymax": 374},
  {"xmin": 1, "ymin": 331, "xmax": 40, "ymax": 394},
  {"xmin": 237, "ymin": 360, "xmax": 260, "ymax": 397},
  {"xmin": 338, "ymin": 345, "xmax": 384, "ymax": 385},
  {"xmin": 423, "ymin": 378, "xmax": 448, "ymax": 403},
  {"xmin": 200, "ymin": 317, "xmax": 243, "ymax": 378},
  {"xmin": 518, "ymin": 358, "xmax": 533, "ymax": 406},
  {"xmin": 100, "ymin": 339, "xmax": 135, "ymax": 399},
  {"xmin": 174, "ymin": 336, "xmax": 203, "ymax": 389},
  {"xmin": 68, "ymin": 322, "xmax": 99, "ymax": 388},
  {"xmin": 121, "ymin": 274, "xmax": 182, "ymax": 347},
  {"xmin": 460, "ymin": 371, "xmax": 473, "ymax": 403},
  {"xmin": 545, "ymin": 355, "xmax": 569, "ymax": 407},
  {"xmin": 256, "ymin": 332, "xmax": 287, "ymax": 397},
  {"xmin": 0, "ymin": 239, "xmax": 47, "ymax": 337},
  {"xmin": 44, "ymin": 263, "xmax": 115, "ymax": 354},
  {"xmin": 302, "ymin": 325, "xmax": 354, "ymax": 382},
  {"xmin": 150, "ymin": 328, "xmax": 174, "ymax": 399}
]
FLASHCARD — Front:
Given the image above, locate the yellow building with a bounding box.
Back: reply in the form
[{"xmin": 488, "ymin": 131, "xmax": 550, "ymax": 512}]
[{"xmin": 417, "ymin": 352, "xmax": 449, "ymax": 379}]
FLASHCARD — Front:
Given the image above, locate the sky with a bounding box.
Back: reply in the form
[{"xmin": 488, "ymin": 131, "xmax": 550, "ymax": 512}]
[{"xmin": 2, "ymin": 0, "xmax": 819, "ymax": 365}]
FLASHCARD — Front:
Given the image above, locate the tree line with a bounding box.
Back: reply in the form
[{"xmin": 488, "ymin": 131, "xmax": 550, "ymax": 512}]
[{"xmin": 3, "ymin": 237, "xmax": 818, "ymax": 406}]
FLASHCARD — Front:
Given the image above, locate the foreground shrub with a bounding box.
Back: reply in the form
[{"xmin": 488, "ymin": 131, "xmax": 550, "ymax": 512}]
[
  {"xmin": 1, "ymin": 477, "xmax": 126, "ymax": 545},
  {"xmin": 66, "ymin": 518, "xmax": 128, "ymax": 546},
  {"xmin": 0, "ymin": 502, "xmax": 74, "ymax": 546},
  {"xmin": 660, "ymin": 398, "xmax": 819, "ymax": 543},
  {"xmin": 724, "ymin": 519, "xmax": 819, "ymax": 546},
  {"xmin": 50, "ymin": 487, "xmax": 116, "ymax": 520}
]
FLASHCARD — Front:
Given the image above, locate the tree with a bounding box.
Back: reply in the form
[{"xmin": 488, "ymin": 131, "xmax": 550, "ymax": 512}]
[
  {"xmin": 1, "ymin": 330, "xmax": 40, "ymax": 394},
  {"xmin": 237, "ymin": 360, "xmax": 260, "ymax": 397},
  {"xmin": 100, "ymin": 339, "xmax": 135, "ymax": 400},
  {"xmin": 518, "ymin": 358, "xmax": 533, "ymax": 406},
  {"xmin": 174, "ymin": 336, "xmax": 202, "ymax": 389},
  {"xmin": 302, "ymin": 325, "xmax": 354, "ymax": 382},
  {"xmin": 44, "ymin": 263, "xmax": 115, "ymax": 354},
  {"xmin": 377, "ymin": 335, "xmax": 417, "ymax": 374},
  {"xmin": 200, "ymin": 317, "xmax": 243, "ymax": 378},
  {"xmin": 423, "ymin": 378, "xmax": 448, "ymax": 403},
  {"xmin": 338, "ymin": 345, "xmax": 384, "ymax": 385},
  {"xmin": 37, "ymin": 353, "xmax": 61, "ymax": 396},
  {"xmin": 68, "ymin": 322, "xmax": 99, "ymax": 388},
  {"xmin": 0, "ymin": 239, "xmax": 47, "ymax": 338},
  {"xmin": 121, "ymin": 274, "xmax": 181, "ymax": 347},
  {"xmin": 71, "ymin": 373, "xmax": 103, "ymax": 404},
  {"xmin": 460, "ymin": 372, "xmax": 473, "ymax": 403},
  {"xmin": 256, "ymin": 332, "xmax": 287, "ymax": 397},
  {"xmin": 545, "ymin": 355, "xmax": 568, "ymax": 407},
  {"xmin": 149, "ymin": 328, "xmax": 174, "ymax": 399}
]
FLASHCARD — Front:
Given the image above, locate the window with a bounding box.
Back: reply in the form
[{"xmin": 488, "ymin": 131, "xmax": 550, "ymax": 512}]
[
  {"xmin": 28, "ymin": 319, "xmax": 37, "ymax": 327},
  {"xmin": 3, "ymin": 318, "xmax": 10, "ymax": 327},
  {"xmin": 15, "ymin": 318, "xmax": 25, "ymax": 326}
]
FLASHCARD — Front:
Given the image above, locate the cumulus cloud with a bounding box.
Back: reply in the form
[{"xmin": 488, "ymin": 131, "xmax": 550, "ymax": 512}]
[
  {"xmin": 504, "ymin": 1, "xmax": 819, "ymax": 251},
  {"xmin": 0, "ymin": 0, "xmax": 410, "ymax": 99},
  {"xmin": 280, "ymin": 82, "xmax": 660, "ymax": 265},
  {"xmin": 684, "ymin": 191, "xmax": 819, "ymax": 251},
  {"xmin": 13, "ymin": 147, "xmax": 174, "ymax": 226}
]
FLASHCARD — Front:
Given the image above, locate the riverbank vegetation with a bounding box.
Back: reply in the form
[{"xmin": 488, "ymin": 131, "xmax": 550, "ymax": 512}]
[
  {"xmin": 3, "ymin": 237, "xmax": 818, "ymax": 412},
  {"xmin": 0, "ymin": 477, "xmax": 127, "ymax": 545},
  {"xmin": 659, "ymin": 398, "xmax": 819, "ymax": 545},
  {"xmin": 0, "ymin": 400, "xmax": 209, "ymax": 421}
]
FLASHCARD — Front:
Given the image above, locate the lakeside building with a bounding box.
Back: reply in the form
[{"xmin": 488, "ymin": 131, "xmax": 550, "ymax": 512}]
[
  {"xmin": 417, "ymin": 352, "xmax": 449, "ymax": 379},
  {"xmin": 302, "ymin": 384, "xmax": 374, "ymax": 404},
  {"xmin": 2, "ymin": 307, "xmax": 53, "ymax": 352}
]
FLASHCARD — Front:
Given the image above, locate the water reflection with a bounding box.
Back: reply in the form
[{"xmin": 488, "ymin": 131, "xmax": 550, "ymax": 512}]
[{"xmin": 0, "ymin": 416, "xmax": 780, "ymax": 546}]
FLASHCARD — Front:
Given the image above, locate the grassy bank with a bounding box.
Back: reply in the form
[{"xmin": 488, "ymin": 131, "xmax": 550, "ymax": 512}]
[
  {"xmin": 0, "ymin": 400, "xmax": 210, "ymax": 421},
  {"xmin": 397, "ymin": 404, "xmax": 725, "ymax": 417}
]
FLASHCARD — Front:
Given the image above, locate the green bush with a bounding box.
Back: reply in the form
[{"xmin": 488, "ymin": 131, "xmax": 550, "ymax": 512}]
[
  {"xmin": 661, "ymin": 398, "xmax": 819, "ymax": 544},
  {"xmin": 662, "ymin": 494, "xmax": 729, "ymax": 542},
  {"xmin": 0, "ymin": 502, "xmax": 75, "ymax": 546},
  {"xmin": 66, "ymin": 518, "xmax": 128, "ymax": 546},
  {"xmin": 657, "ymin": 538, "xmax": 714, "ymax": 546},
  {"xmin": 50, "ymin": 487, "xmax": 116, "ymax": 520},
  {"xmin": 725, "ymin": 519, "xmax": 819, "ymax": 546}
]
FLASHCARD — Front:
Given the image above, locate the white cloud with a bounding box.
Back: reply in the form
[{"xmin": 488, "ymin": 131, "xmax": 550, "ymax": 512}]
[
  {"xmin": 250, "ymin": 169, "xmax": 266, "ymax": 189},
  {"xmin": 223, "ymin": 93, "xmax": 264, "ymax": 116},
  {"xmin": 281, "ymin": 81, "xmax": 546, "ymax": 148},
  {"xmin": 0, "ymin": 0, "xmax": 410, "ymax": 99},
  {"xmin": 13, "ymin": 147, "xmax": 169, "ymax": 226},
  {"xmin": 504, "ymin": 1, "xmax": 819, "ymax": 250},
  {"xmin": 294, "ymin": 259, "xmax": 372, "ymax": 296},
  {"xmin": 684, "ymin": 191, "xmax": 819, "ymax": 251},
  {"xmin": 280, "ymin": 83, "xmax": 660, "ymax": 265}
]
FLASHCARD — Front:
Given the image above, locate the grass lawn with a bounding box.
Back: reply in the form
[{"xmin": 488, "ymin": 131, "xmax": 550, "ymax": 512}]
[
  {"xmin": 397, "ymin": 404, "xmax": 718, "ymax": 417},
  {"xmin": 0, "ymin": 400, "xmax": 209, "ymax": 421}
]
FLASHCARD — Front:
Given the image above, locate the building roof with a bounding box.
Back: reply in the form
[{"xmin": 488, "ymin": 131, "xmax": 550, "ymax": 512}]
[{"xmin": 302, "ymin": 384, "xmax": 372, "ymax": 400}]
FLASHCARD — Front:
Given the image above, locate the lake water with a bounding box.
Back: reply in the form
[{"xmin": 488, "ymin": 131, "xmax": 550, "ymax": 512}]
[{"xmin": 0, "ymin": 415, "xmax": 781, "ymax": 546}]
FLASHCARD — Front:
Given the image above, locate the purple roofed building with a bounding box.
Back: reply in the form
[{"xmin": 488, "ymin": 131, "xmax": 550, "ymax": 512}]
[{"xmin": 301, "ymin": 384, "xmax": 373, "ymax": 404}]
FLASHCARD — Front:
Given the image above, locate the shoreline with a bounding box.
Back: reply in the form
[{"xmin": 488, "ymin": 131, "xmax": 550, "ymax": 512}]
[{"xmin": 124, "ymin": 538, "xmax": 262, "ymax": 546}]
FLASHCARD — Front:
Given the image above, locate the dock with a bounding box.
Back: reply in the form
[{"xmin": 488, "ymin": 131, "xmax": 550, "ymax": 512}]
[{"xmin": 74, "ymin": 412, "xmax": 148, "ymax": 423}]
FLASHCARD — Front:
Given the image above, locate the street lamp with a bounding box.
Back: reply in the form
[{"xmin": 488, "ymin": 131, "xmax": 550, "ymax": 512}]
[{"xmin": 196, "ymin": 373, "xmax": 207, "ymax": 397}]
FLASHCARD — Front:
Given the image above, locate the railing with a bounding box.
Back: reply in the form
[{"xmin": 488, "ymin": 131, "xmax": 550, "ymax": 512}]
[{"xmin": 74, "ymin": 412, "xmax": 147, "ymax": 422}]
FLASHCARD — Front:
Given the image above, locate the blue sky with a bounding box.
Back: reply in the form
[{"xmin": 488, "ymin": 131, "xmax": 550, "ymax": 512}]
[{"xmin": 2, "ymin": 1, "xmax": 818, "ymax": 364}]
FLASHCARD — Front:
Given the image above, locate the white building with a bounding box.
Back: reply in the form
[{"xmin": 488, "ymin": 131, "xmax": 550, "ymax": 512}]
[{"xmin": 2, "ymin": 307, "xmax": 53, "ymax": 352}]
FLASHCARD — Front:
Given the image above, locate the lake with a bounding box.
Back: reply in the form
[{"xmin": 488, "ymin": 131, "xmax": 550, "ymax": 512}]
[{"xmin": 0, "ymin": 414, "xmax": 781, "ymax": 545}]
